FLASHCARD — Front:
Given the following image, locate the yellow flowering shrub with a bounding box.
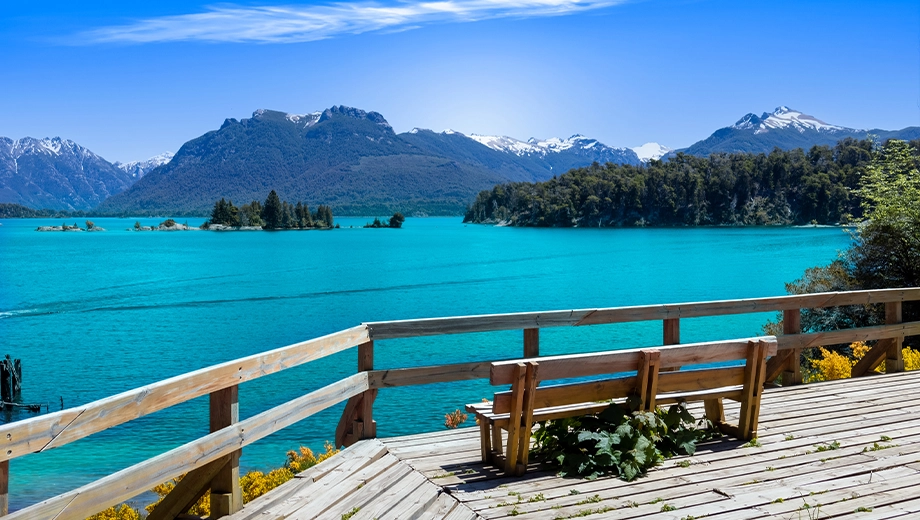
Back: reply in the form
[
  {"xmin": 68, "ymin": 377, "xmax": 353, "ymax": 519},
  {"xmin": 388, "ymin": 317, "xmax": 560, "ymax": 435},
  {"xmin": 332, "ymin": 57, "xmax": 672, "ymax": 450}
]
[
  {"xmin": 807, "ymin": 341, "xmax": 920, "ymax": 382},
  {"xmin": 89, "ymin": 442, "xmax": 339, "ymax": 520},
  {"xmin": 85, "ymin": 504, "xmax": 141, "ymax": 520},
  {"xmin": 146, "ymin": 478, "xmax": 210, "ymax": 516},
  {"xmin": 241, "ymin": 467, "xmax": 294, "ymax": 502},
  {"xmin": 286, "ymin": 442, "xmax": 339, "ymax": 473},
  {"xmin": 904, "ymin": 347, "xmax": 920, "ymax": 371},
  {"xmin": 851, "ymin": 341, "xmax": 871, "ymax": 360},
  {"xmin": 808, "ymin": 347, "xmax": 853, "ymax": 382}
]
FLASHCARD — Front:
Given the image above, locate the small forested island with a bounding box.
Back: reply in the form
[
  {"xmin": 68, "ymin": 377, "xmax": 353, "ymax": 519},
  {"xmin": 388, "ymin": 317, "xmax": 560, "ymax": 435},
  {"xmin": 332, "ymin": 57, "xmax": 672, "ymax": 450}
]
[
  {"xmin": 201, "ymin": 190, "xmax": 335, "ymax": 230},
  {"xmin": 37, "ymin": 220, "xmax": 105, "ymax": 232},
  {"xmin": 364, "ymin": 213, "xmax": 405, "ymax": 228},
  {"xmin": 464, "ymin": 138, "xmax": 918, "ymax": 227}
]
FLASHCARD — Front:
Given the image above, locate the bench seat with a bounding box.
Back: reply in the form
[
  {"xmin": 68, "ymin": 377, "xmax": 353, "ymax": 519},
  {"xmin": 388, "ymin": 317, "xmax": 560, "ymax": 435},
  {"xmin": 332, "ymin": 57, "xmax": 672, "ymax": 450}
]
[{"xmin": 466, "ymin": 337, "xmax": 777, "ymax": 475}]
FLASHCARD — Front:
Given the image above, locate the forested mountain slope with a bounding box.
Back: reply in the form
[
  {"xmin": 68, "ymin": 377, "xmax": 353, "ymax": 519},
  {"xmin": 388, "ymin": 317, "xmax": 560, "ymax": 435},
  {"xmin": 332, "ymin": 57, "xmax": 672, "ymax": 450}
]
[{"xmin": 465, "ymin": 138, "xmax": 915, "ymax": 227}]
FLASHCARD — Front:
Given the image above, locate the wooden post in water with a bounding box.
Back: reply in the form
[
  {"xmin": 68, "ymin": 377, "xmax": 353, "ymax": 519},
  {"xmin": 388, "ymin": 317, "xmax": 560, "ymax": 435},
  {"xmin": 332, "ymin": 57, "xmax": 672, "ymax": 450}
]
[
  {"xmin": 210, "ymin": 386, "xmax": 241, "ymax": 518},
  {"xmin": 782, "ymin": 309, "xmax": 803, "ymax": 385},
  {"xmin": 357, "ymin": 341, "xmax": 377, "ymax": 439},
  {"xmin": 524, "ymin": 328, "xmax": 539, "ymax": 358},
  {"xmin": 885, "ymin": 302, "xmax": 904, "ymax": 373},
  {"xmin": 0, "ymin": 357, "xmax": 21, "ymax": 404}
]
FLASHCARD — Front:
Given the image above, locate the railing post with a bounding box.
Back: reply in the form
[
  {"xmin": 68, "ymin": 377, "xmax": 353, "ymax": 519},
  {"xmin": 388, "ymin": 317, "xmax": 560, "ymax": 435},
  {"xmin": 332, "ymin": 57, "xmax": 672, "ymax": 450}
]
[
  {"xmin": 662, "ymin": 318, "xmax": 679, "ymax": 371},
  {"xmin": 663, "ymin": 318, "xmax": 679, "ymax": 345},
  {"xmin": 885, "ymin": 302, "xmax": 904, "ymax": 373},
  {"xmin": 524, "ymin": 328, "xmax": 539, "ymax": 358},
  {"xmin": 0, "ymin": 460, "xmax": 8, "ymax": 516},
  {"xmin": 782, "ymin": 309, "xmax": 803, "ymax": 385},
  {"xmin": 210, "ymin": 386, "xmax": 241, "ymax": 518},
  {"xmin": 357, "ymin": 341, "xmax": 377, "ymax": 438}
]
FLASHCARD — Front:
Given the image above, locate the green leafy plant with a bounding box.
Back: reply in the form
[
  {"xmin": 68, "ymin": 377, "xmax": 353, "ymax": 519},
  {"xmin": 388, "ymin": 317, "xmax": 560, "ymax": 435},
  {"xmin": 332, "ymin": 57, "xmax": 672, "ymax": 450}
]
[
  {"xmin": 741, "ymin": 438, "xmax": 762, "ymax": 448},
  {"xmin": 530, "ymin": 400, "xmax": 716, "ymax": 481},
  {"xmin": 863, "ymin": 441, "xmax": 896, "ymax": 452},
  {"xmin": 814, "ymin": 441, "xmax": 840, "ymax": 452}
]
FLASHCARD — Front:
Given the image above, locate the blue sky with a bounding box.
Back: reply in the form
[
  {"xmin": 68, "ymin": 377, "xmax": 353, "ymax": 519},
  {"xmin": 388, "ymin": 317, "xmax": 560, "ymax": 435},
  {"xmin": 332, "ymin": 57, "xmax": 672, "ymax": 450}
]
[{"xmin": 1, "ymin": 0, "xmax": 918, "ymax": 162}]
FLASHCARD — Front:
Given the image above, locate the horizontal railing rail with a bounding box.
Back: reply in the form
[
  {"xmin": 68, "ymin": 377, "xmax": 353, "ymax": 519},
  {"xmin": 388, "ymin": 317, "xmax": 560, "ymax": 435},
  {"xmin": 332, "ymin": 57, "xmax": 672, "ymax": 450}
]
[
  {"xmin": 0, "ymin": 325, "xmax": 369, "ymax": 463},
  {"xmin": 1, "ymin": 288, "xmax": 918, "ymax": 519},
  {"xmin": 366, "ymin": 288, "xmax": 920, "ymax": 338},
  {"xmin": 5, "ymin": 373, "xmax": 369, "ymax": 520}
]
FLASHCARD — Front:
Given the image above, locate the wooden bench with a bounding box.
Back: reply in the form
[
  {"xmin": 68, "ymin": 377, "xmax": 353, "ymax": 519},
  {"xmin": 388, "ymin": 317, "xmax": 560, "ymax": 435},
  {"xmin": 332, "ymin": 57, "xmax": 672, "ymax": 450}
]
[{"xmin": 465, "ymin": 336, "xmax": 777, "ymax": 476}]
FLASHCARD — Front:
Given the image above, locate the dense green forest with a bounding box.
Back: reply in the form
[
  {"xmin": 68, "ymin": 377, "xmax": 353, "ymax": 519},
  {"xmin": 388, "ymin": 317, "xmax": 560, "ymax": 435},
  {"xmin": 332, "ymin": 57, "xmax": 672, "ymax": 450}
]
[
  {"xmin": 0, "ymin": 203, "xmax": 85, "ymax": 218},
  {"xmin": 204, "ymin": 190, "xmax": 335, "ymax": 229},
  {"xmin": 464, "ymin": 138, "xmax": 920, "ymax": 227}
]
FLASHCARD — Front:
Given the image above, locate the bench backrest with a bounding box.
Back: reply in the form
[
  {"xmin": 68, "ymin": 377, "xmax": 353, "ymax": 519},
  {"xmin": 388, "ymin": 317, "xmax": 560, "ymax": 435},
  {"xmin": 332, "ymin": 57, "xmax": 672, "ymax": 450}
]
[{"xmin": 490, "ymin": 336, "xmax": 777, "ymax": 414}]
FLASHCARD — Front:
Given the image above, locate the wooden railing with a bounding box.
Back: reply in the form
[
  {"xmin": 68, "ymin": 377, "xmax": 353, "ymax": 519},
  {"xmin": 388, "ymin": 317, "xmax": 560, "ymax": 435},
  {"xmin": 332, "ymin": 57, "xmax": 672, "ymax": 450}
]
[{"xmin": 2, "ymin": 288, "xmax": 919, "ymax": 519}]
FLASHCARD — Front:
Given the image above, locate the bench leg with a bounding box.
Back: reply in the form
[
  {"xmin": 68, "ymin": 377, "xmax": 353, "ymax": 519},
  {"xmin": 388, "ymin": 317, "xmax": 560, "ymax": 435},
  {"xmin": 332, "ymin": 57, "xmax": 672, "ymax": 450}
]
[
  {"xmin": 479, "ymin": 418, "xmax": 492, "ymax": 462},
  {"xmin": 739, "ymin": 340, "xmax": 768, "ymax": 440},
  {"xmin": 492, "ymin": 421, "xmax": 503, "ymax": 462},
  {"xmin": 504, "ymin": 363, "xmax": 527, "ymax": 475},
  {"xmin": 703, "ymin": 398, "xmax": 725, "ymax": 426},
  {"xmin": 517, "ymin": 362, "xmax": 539, "ymax": 475},
  {"xmin": 636, "ymin": 349, "xmax": 661, "ymax": 412}
]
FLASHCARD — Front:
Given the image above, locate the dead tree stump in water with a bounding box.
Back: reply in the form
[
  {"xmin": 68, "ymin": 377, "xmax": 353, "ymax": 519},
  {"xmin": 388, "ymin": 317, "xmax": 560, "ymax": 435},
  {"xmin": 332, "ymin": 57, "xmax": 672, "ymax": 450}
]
[{"xmin": 0, "ymin": 356, "xmax": 22, "ymax": 404}]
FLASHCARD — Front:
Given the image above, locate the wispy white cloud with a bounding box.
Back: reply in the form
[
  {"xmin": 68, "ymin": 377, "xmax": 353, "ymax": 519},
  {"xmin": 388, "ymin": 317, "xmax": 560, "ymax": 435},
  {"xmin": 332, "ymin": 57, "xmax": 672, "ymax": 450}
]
[{"xmin": 80, "ymin": 0, "xmax": 625, "ymax": 44}]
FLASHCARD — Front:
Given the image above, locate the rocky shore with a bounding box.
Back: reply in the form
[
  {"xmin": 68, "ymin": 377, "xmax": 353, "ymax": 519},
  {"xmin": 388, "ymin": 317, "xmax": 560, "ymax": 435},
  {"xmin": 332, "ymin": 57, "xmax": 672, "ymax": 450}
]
[
  {"xmin": 132, "ymin": 219, "xmax": 196, "ymax": 231},
  {"xmin": 36, "ymin": 222, "xmax": 105, "ymax": 232}
]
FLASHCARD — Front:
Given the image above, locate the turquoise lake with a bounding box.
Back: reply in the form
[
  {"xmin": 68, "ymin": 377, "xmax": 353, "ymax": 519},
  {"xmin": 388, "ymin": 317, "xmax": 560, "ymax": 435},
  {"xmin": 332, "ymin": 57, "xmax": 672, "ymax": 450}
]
[{"xmin": 0, "ymin": 217, "xmax": 852, "ymax": 510}]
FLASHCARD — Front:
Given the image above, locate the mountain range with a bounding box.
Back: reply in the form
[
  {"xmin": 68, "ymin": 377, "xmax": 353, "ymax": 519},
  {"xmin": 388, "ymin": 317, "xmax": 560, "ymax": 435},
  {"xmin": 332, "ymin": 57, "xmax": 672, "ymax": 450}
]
[
  {"xmin": 2, "ymin": 105, "xmax": 917, "ymax": 215},
  {"xmin": 682, "ymin": 106, "xmax": 920, "ymax": 156},
  {"xmin": 98, "ymin": 106, "xmax": 643, "ymax": 215},
  {"xmin": 113, "ymin": 152, "xmax": 174, "ymax": 180},
  {"xmin": 0, "ymin": 137, "xmax": 136, "ymax": 211}
]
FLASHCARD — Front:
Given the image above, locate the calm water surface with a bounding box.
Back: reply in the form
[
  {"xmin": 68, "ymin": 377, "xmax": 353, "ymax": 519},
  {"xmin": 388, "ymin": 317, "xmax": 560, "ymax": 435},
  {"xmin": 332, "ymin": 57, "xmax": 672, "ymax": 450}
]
[{"xmin": 0, "ymin": 217, "xmax": 851, "ymax": 509}]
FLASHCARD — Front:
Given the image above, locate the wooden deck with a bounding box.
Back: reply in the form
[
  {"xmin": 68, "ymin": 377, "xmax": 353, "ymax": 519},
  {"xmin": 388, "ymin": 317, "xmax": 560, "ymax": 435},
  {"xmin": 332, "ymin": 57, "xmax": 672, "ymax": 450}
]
[{"xmin": 227, "ymin": 370, "xmax": 920, "ymax": 519}]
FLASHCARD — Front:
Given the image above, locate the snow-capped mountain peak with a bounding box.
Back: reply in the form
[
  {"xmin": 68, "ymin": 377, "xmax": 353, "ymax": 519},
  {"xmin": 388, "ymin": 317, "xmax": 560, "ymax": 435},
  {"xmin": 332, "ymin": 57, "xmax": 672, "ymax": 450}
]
[
  {"xmin": 470, "ymin": 133, "xmax": 617, "ymax": 156},
  {"xmin": 732, "ymin": 106, "xmax": 852, "ymax": 135},
  {"xmin": 631, "ymin": 142, "xmax": 672, "ymax": 162},
  {"xmin": 115, "ymin": 152, "xmax": 175, "ymax": 179},
  {"xmin": 10, "ymin": 137, "xmax": 97, "ymax": 159},
  {"xmin": 469, "ymin": 134, "xmax": 539, "ymax": 155},
  {"xmin": 285, "ymin": 112, "xmax": 321, "ymax": 126}
]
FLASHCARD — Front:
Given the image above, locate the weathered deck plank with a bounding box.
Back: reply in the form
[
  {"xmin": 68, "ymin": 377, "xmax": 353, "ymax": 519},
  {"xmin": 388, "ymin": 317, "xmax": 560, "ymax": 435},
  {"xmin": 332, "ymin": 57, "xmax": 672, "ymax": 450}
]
[{"xmin": 226, "ymin": 370, "xmax": 920, "ymax": 520}]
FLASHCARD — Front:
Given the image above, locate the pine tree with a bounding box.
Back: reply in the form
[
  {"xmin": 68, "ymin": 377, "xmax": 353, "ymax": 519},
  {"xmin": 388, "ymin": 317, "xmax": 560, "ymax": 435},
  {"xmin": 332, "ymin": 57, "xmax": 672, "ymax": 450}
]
[
  {"xmin": 300, "ymin": 202, "xmax": 313, "ymax": 228},
  {"xmin": 281, "ymin": 201, "xmax": 294, "ymax": 229},
  {"xmin": 243, "ymin": 201, "xmax": 264, "ymax": 227},
  {"xmin": 228, "ymin": 200, "xmax": 240, "ymax": 226},
  {"xmin": 210, "ymin": 198, "xmax": 226, "ymax": 225},
  {"xmin": 294, "ymin": 202, "xmax": 305, "ymax": 229},
  {"xmin": 388, "ymin": 212, "xmax": 405, "ymax": 228},
  {"xmin": 262, "ymin": 190, "xmax": 283, "ymax": 230},
  {"xmin": 313, "ymin": 205, "xmax": 334, "ymax": 228}
]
